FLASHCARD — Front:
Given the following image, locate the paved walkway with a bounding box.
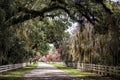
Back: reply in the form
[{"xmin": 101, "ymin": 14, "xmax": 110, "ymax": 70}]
[{"xmin": 20, "ymin": 62, "xmax": 82, "ymax": 80}]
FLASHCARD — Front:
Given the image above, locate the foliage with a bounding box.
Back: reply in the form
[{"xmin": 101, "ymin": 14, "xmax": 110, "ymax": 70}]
[
  {"xmin": 58, "ymin": 0, "xmax": 120, "ymax": 66},
  {"xmin": 41, "ymin": 48, "xmax": 61, "ymax": 62},
  {"xmin": 0, "ymin": 0, "xmax": 120, "ymax": 66}
]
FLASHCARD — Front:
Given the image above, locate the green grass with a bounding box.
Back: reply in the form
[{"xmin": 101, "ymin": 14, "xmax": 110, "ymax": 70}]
[
  {"xmin": 50, "ymin": 63, "xmax": 117, "ymax": 80},
  {"xmin": 50, "ymin": 63, "xmax": 95, "ymax": 77},
  {"xmin": 0, "ymin": 63, "xmax": 38, "ymax": 80}
]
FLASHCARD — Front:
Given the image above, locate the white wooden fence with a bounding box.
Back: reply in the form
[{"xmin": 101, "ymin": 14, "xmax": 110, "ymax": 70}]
[
  {"xmin": 0, "ymin": 62, "xmax": 33, "ymax": 73},
  {"xmin": 52, "ymin": 62, "xmax": 120, "ymax": 76},
  {"xmin": 67, "ymin": 62, "xmax": 120, "ymax": 76}
]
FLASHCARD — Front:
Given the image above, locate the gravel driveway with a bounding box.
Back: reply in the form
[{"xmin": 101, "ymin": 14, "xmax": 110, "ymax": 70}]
[{"xmin": 20, "ymin": 62, "xmax": 82, "ymax": 80}]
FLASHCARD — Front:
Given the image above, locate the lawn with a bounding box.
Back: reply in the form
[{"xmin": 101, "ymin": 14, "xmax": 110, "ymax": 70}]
[
  {"xmin": 50, "ymin": 63, "xmax": 118, "ymax": 80},
  {"xmin": 50, "ymin": 63, "xmax": 95, "ymax": 77},
  {"xmin": 0, "ymin": 63, "xmax": 38, "ymax": 80}
]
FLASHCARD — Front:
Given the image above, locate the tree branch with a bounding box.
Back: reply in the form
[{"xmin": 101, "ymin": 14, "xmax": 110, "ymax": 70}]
[
  {"xmin": 96, "ymin": 0, "xmax": 113, "ymax": 15},
  {"xmin": 74, "ymin": 3, "xmax": 98, "ymax": 25},
  {"xmin": 7, "ymin": 5, "xmax": 70, "ymax": 26}
]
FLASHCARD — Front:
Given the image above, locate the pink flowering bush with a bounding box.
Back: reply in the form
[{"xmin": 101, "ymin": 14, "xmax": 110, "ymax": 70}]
[{"xmin": 41, "ymin": 48, "xmax": 61, "ymax": 62}]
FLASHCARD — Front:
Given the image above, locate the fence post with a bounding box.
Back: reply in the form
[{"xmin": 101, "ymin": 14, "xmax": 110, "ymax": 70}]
[{"xmin": 77, "ymin": 62, "xmax": 80, "ymax": 69}]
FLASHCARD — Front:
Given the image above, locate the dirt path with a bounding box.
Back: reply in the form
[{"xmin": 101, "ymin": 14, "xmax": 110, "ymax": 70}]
[{"xmin": 20, "ymin": 62, "xmax": 82, "ymax": 80}]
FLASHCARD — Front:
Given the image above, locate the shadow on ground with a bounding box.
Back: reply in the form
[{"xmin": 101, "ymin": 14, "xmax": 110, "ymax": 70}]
[{"xmin": 0, "ymin": 76, "xmax": 118, "ymax": 80}]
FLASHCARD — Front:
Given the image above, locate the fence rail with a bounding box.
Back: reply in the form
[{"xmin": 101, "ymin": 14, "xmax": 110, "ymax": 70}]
[
  {"xmin": 68, "ymin": 62, "xmax": 120, "ymax": 76},
  {"xmin": 0, "ymin": 62, "xmax": 33, "ymax": 73},
  {"xmin": 52, "ymin": 62, "xmax": 120, "ymax": 76}
]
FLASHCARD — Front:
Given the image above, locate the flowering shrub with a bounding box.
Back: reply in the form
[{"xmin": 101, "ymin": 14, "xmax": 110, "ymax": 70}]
[{"xmin": 41, "ymin": 48, "xmax": 61, "ymax": 62}]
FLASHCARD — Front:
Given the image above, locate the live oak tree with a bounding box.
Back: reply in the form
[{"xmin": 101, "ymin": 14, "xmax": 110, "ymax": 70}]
[
  {"xmin": 59, "ymin": 0, "xmax": 120, "ymax": 66},
  {"xmin": 0, "ymin": 0, "xmax": 120, "ymax": 65},
  {"xmin": 0, "ymin": 0, "xmax": 68, "ymax": 64}
]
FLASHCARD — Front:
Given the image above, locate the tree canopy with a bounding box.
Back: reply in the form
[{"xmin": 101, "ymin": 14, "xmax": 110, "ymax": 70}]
[{"xmin": 0, "ymin": 0, "xmax": 120, "ymax": 65}]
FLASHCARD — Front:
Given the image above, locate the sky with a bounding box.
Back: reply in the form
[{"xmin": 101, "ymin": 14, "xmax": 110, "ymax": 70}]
[
  {"xmin": 66, "ymin": 22, "xmax": 80, "ymax": 35},
  {"xmin": 111, "ymin": 0, "xmax": 120, "ymax": 2}
]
